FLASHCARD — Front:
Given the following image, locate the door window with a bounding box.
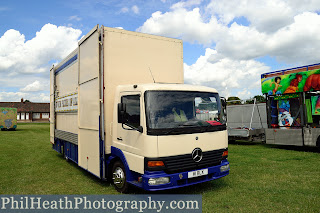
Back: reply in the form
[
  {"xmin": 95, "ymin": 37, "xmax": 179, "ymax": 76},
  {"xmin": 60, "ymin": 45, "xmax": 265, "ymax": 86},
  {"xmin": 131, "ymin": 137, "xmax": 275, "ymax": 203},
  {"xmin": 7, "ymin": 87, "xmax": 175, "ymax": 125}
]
[{"xmin": 121, "ymin": 95, "xmax": 140, "ymax": 128}]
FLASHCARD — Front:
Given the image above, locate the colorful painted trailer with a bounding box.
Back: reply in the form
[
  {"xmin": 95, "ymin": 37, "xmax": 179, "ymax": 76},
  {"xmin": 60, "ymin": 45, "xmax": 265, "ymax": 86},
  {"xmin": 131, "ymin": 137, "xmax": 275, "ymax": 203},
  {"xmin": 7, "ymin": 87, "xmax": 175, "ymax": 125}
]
[
  {"xmin": 0, "ymin": 107, "xmax": 17, "ymax": 130},
  {"xmin": 261, "ymin": 63, "xmax": 320, "ymax": 148}
]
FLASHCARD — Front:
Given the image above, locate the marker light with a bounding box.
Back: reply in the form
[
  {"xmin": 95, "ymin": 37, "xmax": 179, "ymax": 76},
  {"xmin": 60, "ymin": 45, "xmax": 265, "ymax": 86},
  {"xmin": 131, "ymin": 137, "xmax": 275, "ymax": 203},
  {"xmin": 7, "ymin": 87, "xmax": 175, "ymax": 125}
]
[
  {"xmin": 147, "ymin": 161, "xmax": 164, "ymax": 167},
  {"xmin": 222, "ymin": 150, "xmax": 228, "ymax": 157}
]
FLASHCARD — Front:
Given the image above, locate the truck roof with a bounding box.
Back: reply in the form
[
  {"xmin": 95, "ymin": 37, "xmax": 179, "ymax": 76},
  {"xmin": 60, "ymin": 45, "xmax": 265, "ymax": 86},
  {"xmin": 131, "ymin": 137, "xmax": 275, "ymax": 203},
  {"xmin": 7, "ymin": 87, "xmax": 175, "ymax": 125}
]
[
  {"xmin": 53, "ymin": 25, "xmax": 182, "ymax": 73},
  {"xmin": 116, "ymin": 83, "xmax": 219, "ymax": 93}
]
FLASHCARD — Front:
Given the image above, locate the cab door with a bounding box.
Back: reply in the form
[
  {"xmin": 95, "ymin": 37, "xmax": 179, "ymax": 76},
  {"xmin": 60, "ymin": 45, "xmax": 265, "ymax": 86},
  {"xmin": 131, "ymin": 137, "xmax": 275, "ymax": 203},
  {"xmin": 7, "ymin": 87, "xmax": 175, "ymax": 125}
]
[{"xmin": 116, "ymin": 92, "xmax": 144, "ymax": 173}]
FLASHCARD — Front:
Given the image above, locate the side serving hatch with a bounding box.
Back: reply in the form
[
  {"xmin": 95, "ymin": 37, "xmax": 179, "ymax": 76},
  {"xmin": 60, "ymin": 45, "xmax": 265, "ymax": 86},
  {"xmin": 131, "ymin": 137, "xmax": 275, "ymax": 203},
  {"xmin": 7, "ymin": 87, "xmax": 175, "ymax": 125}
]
[{"xmin": 78, "ymin": 25, "xmax": 105, "ymax": 178}]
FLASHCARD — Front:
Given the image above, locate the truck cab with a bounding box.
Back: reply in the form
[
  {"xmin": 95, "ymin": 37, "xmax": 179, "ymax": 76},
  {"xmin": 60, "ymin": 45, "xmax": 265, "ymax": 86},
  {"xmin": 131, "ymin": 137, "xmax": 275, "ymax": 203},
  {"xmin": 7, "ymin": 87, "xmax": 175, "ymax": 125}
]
[{"xmin": 110, "ymin": 84, "xmax": 229, "ymax": 192}]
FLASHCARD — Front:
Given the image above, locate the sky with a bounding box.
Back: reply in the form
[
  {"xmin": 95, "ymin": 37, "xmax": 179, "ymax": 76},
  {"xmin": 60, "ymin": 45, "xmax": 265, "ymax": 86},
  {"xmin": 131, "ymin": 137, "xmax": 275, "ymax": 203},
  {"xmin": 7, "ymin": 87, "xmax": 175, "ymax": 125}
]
[{"xmin": 1, "ymin": 0, "xmax": 320, "ymax": 102}]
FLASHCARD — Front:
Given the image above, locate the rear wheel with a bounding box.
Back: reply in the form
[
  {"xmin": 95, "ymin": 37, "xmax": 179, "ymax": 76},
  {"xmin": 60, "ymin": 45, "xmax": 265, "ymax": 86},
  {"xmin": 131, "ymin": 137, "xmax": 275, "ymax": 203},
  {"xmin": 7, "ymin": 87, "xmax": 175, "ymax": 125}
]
[
  {"xmin": 112, "ymin": 161, "xmax": 129, "ymax": 193},
  {"xmin": 316, "ymin": 136, "xmax": 320, "ymax": 152}
]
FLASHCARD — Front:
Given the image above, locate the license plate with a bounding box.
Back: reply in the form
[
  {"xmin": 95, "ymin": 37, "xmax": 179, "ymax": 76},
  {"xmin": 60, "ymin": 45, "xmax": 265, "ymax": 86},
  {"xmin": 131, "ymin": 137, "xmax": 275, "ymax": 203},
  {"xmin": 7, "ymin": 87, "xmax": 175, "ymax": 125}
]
[{"xmin": 188, "ymin": 169, "xmax": 208, "ymax": 178}]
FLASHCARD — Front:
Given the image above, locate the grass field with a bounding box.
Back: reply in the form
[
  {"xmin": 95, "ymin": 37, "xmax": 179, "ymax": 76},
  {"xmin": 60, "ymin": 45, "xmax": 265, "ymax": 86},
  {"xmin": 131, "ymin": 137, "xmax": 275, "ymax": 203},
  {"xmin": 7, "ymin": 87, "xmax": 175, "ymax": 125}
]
[{"xmin": 0, "ymin": 123, "xmax": 319, "ymax": 212}]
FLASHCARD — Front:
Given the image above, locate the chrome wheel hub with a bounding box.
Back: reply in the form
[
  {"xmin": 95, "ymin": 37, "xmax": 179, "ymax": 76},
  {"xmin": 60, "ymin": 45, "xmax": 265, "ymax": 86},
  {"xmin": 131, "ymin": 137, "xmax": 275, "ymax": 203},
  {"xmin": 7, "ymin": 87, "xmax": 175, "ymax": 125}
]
[{"xmin": 113, "ymin": 167, "xmax": 125, "ymax": 188}]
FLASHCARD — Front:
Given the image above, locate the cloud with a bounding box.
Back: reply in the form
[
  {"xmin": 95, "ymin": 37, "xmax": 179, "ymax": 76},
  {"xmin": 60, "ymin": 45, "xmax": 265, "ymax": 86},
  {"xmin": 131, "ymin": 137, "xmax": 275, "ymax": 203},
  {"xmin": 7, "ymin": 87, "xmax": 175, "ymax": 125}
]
[
  {"xmin": 184, "ymin": 48, "xmax": 270, "ymax": 98},
  {"xmin": 120, "ymin": 7, "xmax": 129, "ymax": 13},
  {"xmin": 0, "ymin": 7, "xmax": 9, "ymax": 12},
  {"xmin": 0, "ymin": 23, "xmax": 82, "ymax": 75},
  {"xmin": 68, "ymin": 15, "xmax": 82, "ymax": 21},
  {"xmin": 20, "ymin": 80, "xmax": 47, "ymax": 92},
  {"xmin": 138, "ymin": 1, "xmax": 320, "ymax": 64},
  {"xmin": 207, "ymin": 0, "xmax": 320, "ymax": 33},
  {"xmin": 120, "ymin": 6, "xmax": 139, "ymax": 14},
  {"xmin": 0, "ymin": 23, "xmax": 82, "ymax": 102},
  {"xmin": 137, "ymin": 8, "xmax": 224, "ymax": 46},
  {"xmin": 0, "ymin": 91, "xmax": 50, "ymax": 102},
  {"xmin": 171, "ymin": 0, "xmax": 202, "ymax": 9},
  {"xmin": 214, "ymin": 12, "xmax": 320, "ymax": 64},
  {"xmin": 132, "ymin": 5, "xmax": 139, "ymax": 14}
]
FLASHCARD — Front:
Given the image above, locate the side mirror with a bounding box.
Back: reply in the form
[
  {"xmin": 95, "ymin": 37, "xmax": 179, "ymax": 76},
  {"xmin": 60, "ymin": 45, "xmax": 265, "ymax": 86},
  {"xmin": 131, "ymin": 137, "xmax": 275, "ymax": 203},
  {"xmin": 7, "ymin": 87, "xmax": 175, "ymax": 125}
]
[
  {"xmin": 220, "ymin": 97, "xmax": 227, "ymax": 108},
  {"xmin": 118, "ymin": 103, "xmax": 126, "ymax": 123},
  {"xmin": 137, "ymin": 126, "xmax": 143, "ymax": 133},
  {"xmin": 220, "ymin": 97, "xmax": 227, "ymax": 120}
]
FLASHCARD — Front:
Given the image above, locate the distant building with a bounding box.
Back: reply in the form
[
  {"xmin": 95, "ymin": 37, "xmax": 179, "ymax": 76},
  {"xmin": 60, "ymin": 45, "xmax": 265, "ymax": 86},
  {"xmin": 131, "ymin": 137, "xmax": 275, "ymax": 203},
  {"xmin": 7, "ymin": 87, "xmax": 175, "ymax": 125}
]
[{"xmin": 0, "ymin": 98, "xmax": 50, "ymax": 123}]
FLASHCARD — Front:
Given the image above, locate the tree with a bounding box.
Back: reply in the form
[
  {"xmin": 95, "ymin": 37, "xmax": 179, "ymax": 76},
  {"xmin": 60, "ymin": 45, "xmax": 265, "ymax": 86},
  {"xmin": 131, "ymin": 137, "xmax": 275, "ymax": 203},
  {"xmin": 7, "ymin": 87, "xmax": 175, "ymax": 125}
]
[
  {"xmin": 227, "ymin": 96, "xmax": 241, "ymax": 105},
  {"xmin": 245, "ymin": 95, "xmax": 266, "ymax": 104},
  {"xmin": 253, "ymin": 95, "xmax": 266, "ymax": 103},
  {"xmin": 245, "ymin": 99, "xmax": 254, "ymax": 104},
  {"xmin": 24, "ymin": 100, "xmax": 31, "ymax": 103}
]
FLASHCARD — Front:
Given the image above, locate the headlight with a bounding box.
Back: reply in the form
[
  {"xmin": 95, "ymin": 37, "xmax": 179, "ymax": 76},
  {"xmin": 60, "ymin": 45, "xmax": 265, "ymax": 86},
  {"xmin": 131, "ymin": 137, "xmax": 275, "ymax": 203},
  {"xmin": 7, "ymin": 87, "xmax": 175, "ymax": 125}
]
[
  {"xmin": 220, "ymin": 164, "xmax": 230, "ymax": 172},
  {"xmin": 148, "ymin": 177, "xmax": 170, "ymax": 186}
]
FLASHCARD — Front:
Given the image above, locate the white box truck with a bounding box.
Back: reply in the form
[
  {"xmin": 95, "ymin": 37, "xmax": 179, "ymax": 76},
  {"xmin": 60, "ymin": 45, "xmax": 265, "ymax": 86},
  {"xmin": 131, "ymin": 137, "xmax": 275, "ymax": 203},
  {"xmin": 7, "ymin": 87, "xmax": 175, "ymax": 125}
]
[{"xmin": 50, "ymin": 25, "xmax": 229, "ymax": 192}]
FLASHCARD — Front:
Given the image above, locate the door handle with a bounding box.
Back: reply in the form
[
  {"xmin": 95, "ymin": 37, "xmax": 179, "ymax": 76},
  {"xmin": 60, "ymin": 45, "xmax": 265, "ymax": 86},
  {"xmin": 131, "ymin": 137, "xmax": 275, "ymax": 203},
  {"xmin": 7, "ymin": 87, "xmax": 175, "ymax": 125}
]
[{"xmin": 117, "ymin": 137, "xmax": 123, "ymax": 141}]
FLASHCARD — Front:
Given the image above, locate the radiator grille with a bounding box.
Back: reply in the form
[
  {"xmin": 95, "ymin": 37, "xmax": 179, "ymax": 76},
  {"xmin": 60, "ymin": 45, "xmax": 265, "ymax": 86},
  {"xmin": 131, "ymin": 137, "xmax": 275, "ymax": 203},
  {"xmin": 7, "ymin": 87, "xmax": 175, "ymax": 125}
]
[{"xmin": 162, "ymin": 149, "xmax": 225, "ymax": 174}]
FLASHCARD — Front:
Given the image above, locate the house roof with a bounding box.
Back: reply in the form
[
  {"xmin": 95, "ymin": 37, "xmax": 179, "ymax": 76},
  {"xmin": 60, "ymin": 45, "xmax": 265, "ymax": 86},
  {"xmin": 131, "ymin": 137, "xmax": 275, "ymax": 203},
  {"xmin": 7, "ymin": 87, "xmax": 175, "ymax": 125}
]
[{"xmin": 0, "ymin": 102, "xmax": 49, "ymax": 113}]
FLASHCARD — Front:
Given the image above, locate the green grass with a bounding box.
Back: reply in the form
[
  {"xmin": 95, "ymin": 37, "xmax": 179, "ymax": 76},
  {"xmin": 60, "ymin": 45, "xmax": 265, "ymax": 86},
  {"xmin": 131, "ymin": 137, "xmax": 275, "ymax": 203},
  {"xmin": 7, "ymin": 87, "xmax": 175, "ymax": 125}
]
[{"xmin": 1, "ymin": 124, "xmax": 320, "ymax": 212}]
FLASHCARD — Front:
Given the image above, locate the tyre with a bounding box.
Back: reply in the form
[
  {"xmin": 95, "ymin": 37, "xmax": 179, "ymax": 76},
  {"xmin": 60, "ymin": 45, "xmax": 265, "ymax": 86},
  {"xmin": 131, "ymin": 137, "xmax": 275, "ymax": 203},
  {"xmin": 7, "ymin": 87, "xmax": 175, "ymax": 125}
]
[
  {"xmin": 112, "ymin": 161, "xmax": 129, "ymax": 193},
  {"xmin": 316, "ymin": 137, "xmax": 320, "ymax": 152}
]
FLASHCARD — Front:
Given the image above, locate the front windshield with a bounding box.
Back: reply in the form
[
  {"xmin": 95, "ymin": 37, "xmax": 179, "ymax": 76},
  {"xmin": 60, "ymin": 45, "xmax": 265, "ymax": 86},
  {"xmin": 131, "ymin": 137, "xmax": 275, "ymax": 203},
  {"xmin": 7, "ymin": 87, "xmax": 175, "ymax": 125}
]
[{"xmin": 145, "ymin": 91, "xmax": 226, "ymax": 135}]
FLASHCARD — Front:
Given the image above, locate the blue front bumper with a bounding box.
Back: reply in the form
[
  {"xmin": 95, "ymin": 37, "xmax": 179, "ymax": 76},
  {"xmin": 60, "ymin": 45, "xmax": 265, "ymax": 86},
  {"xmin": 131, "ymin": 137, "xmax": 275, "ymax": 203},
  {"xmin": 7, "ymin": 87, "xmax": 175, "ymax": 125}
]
[{"xmin": 136, "ymin": 160, "xmax": 229, "ymax": 191}]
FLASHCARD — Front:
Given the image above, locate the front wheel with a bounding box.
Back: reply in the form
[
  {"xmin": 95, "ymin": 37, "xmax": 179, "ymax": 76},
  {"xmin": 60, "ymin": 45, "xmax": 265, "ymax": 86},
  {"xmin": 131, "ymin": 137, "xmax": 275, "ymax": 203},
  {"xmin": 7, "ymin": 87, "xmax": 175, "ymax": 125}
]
[{"xmin": 112, "ymin": 161, "xmax": 129, "ymax": 193}]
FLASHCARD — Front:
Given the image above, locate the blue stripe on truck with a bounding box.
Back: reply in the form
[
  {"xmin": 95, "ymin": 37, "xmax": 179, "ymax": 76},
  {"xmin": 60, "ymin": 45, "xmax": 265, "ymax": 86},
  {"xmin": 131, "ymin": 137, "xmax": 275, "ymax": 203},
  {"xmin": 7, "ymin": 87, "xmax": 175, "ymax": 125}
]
[
  {"xmin": 99, "ymin": 116, "xmax": 105, "ymax": 180},
  {"xmin": 55, "ymin": 54, "xmax": 78, "ymax": 74}
]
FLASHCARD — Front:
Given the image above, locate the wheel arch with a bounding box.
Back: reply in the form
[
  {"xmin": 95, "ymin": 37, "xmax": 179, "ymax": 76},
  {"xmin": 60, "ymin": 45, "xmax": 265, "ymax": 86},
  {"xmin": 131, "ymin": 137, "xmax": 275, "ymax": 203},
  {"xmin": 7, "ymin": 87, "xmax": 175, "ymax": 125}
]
[{"xmin": 107, "ymin": 146, "xmax": 133, "ymax": 181}]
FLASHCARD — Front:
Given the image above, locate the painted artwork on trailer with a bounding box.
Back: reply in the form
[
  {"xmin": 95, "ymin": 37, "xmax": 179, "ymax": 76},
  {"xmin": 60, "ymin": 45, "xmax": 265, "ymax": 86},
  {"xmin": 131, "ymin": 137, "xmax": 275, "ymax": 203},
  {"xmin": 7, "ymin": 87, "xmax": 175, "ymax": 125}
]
[
  {"xmin": 0, "ymin": 108, "xmax": 17, "ymax": 129},
  {"xmin": 276, "ymin": 98, "xmax": 301, "ymax": 128},
  {"xmin": 278, "ymin": 100, "xmax": 293, "ymax": 128},
  {"xmin": 261, "ymin": 68, "xmax": 320, "ymax": 94},
  {"xmin": 311, "ymin": 96, "xmax": 320, "ymax": 115}
]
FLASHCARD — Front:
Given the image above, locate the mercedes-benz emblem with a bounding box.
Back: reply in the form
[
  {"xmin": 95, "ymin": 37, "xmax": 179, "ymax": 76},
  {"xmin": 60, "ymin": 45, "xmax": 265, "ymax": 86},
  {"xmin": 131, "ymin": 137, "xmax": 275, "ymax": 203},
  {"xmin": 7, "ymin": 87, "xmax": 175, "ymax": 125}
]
[{"xmin": 191, "ymin": 148, "xmax": 203, "ymax": 162}]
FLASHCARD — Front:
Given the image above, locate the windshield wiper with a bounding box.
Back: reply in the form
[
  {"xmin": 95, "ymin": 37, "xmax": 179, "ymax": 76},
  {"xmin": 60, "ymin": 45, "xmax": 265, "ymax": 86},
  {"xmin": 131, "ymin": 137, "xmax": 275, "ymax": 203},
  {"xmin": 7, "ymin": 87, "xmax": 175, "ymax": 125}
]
[{"xmin": 162, "ymin": 122, "xmax": 200, "ymax": 135}]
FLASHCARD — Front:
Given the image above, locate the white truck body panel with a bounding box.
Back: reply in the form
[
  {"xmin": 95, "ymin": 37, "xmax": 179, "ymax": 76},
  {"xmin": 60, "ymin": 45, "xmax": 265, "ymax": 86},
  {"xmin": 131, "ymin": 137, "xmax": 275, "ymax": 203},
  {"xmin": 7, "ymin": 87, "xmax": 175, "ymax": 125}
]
[
  {"xmin": 51, "ymin": 26, "xmax": 184, "ymax": 176},
  {"xmin": 103, "ymin": 27, "xmax": 183, "ymax": 154}
]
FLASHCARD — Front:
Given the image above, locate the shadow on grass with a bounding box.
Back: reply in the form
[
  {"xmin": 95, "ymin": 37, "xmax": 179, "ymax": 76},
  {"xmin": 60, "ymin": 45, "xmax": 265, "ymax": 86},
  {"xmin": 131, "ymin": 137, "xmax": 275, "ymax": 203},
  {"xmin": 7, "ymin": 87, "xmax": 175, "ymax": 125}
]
[
  {"xmin": 131, "ymin": 180, "xmax": 228, "ymax": 195},
  {"xmin": 55, "ymin": 154, "xmax": 110, "ymax": 187},
  {"xmin": 229, "ymin": 139, "xmax": 319, "ymax": 153},
  {"xmin": 55, "ymin": 153, "xmax": 229, "ymax": 194},
  {"xmin": 229, "ymin": 140, "xmax": 261, "ymax": 146},
  {"xmin": 263, "ymin": 144, "xmax": 319, "ymax": 153},
  {"xmin": 0, "ymin": 128, "xmax": 17, "ymax": 131}
]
